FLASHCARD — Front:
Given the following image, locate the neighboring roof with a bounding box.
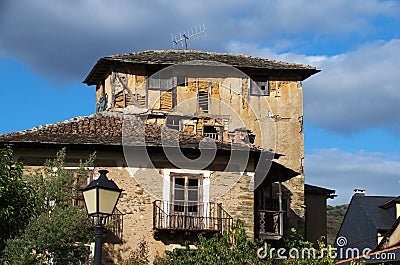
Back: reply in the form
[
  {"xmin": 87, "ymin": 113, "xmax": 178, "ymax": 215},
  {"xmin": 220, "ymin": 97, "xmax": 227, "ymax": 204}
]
[
  {"xmin": 335, "ymin": 195, "xmax": 398, "ymax": 258},
  {"xmin": 305, "ymin": 184, "xmax": 336, "ymax": 197},
  {"xmin": 379, "ymin": 196, "xmax": 400, "ymax": 209},
  {"xmin": 0, "ymin": 111, "xmax": 262, "ymax": 152},
  {"xmin": 352, "ymin": 196, "xmax": 396, "ymax": 231},
  {"xmin": 83, "ymin": 50, "xmax": 320, "ymax": 85}
]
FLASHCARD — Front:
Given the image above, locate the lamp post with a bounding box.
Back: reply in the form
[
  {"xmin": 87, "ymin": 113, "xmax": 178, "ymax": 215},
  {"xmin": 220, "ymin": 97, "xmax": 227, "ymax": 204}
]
[{"xmin": 82, "ymin": 170, "xmax": 122, "ymax": 265}]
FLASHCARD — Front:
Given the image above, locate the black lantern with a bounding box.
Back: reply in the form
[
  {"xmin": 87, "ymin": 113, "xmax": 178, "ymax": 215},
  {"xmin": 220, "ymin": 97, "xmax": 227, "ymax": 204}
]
[{"xmin": 82, "ymin": 170, "xmax": 122, "ymax": 265}]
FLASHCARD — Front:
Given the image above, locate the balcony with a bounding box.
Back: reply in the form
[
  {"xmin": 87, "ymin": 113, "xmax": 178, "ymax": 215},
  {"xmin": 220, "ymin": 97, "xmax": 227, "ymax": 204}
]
[
  {"xmin": 153, "ymin": 200, "xmax": 233, "ymax": 233},
  {"xmin": 256, "ymin": 209, "xmax": 284, "ymax": 240},
  {"xmin": 203, "ymin": 132, "xmax": 220, "ymax": 140},
  {"xmin": 103, "ymin": 208, "xmax": 124, "ymax": 244}
]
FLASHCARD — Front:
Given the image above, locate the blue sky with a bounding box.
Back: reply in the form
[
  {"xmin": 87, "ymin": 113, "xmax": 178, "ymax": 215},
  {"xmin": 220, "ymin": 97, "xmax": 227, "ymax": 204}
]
[{"xmin": 1, "ymin": 0, "xmax": 400, "ymax": 205}]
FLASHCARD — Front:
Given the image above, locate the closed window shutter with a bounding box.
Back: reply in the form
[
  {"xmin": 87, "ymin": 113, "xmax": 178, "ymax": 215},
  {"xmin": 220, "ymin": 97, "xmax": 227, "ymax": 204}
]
[{"xmin": 198, "ymin": 91, "xmax": 209, "ymax": 113}]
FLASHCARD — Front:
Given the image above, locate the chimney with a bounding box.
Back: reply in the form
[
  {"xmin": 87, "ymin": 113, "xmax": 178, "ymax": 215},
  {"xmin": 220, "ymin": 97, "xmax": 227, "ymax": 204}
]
[{"xmin": 354, "ymin": 188, "xmax": 366, "ymax": 196}]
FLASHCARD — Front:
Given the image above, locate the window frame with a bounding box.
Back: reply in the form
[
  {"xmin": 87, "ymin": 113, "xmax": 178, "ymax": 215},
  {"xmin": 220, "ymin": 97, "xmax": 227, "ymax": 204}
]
[
  {"xmin": 250, "ymin": 80, "xmax": 270, "ymax": 96},
  {"xmin": 170, "ymin": 174, "xmax": 203, "ymax": 215}
]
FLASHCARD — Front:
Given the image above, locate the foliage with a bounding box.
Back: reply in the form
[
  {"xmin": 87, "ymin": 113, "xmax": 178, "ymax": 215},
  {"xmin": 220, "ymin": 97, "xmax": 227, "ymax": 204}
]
[
  {"xmin": 154, "ymin": 220, "xmax": 265, "ymax": 265},
  {"xmin": 123, "ymin": 238, "xmax": 150, "ymax": 265},
  {"xmin": 2, "ymin": 148, "xmax": 96, "ymax": 264},
  {"xmin": 276, "ymin": 228, "xmax": 335, "ymax": 265},
  {"xmin": 327, "ymin": 204, "xmax": 348, "ymax": 245},
  {"xmin": 154, "ymin": 223, "xmax": 336, "ymax": 265},
  {"xmin": 0, "ymin": 145, "xmax": 34, "ymax": 251}
]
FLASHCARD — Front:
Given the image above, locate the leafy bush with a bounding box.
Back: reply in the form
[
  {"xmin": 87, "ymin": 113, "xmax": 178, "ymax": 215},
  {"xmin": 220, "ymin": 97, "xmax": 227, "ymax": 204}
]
[
  {"xmin": 154, "ymin": 221, "xmax": 265, "ymax": 265},
  {"xmin": 154, "ymin": 222, "xmax": 336, "ymax": 265},
  {"xmin": 0, "ymin": 145, "xmax": 35, "ymax": 251},
  {"xmin": 123, "ymin": 238, "xmax": 150, "ymax": 265},
  {"xmin": 2, "ymin": 148, "xmax": 95, "ymax": 264}
]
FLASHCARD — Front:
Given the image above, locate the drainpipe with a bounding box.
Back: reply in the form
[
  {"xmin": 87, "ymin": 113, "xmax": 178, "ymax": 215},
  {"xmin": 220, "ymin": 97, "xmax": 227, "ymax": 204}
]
[{"xmin": 278, "ymin": 181, "xmax": 283, "ymax": 236}]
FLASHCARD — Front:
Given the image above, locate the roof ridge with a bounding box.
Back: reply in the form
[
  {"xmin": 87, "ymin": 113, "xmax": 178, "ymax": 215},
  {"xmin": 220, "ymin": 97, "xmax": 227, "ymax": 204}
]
[{"xmin": 106, "ymin": 49, "xmax": 317, "ymax": 69}]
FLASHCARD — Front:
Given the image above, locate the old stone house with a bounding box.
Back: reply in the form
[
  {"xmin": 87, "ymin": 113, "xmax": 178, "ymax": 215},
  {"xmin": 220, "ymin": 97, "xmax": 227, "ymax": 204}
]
[{"xmin": 0, "ymin": 50, "xmax": 326, "ymax": 263}]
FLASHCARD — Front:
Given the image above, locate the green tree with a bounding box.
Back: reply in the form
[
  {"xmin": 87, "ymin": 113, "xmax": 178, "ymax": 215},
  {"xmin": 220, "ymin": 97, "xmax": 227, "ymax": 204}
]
[
  {"xmin": 2, "ymin": 148, "xmax": 96, "ymax": 264},
  {"xmin": 0, "ymin": 145, "xmax": 34, "ymax": 252}
]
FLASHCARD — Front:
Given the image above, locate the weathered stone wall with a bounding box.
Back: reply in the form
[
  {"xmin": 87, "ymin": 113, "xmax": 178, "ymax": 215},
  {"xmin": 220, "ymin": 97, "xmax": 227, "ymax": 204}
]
[
  {"xmin": 108, "ymin": 167, "xmax": 256, "ymax": 263},
  {"xmin": 215, "ymin": 173, "xmax": 254, "ymax": 238},
  {"xmin": 100, "ymin": 167, "xmax": 165, "ymax": 264},
  {"xmin": 21, "ymin": 158, "xmax": 256, "ymax": 263},
  {"xmin": 266, "ymin": 80, "xmax": 305, "ymax": 234},
  {"xmin": 97, "ymin": 69, "xmax": 306, "ymax": 235}
]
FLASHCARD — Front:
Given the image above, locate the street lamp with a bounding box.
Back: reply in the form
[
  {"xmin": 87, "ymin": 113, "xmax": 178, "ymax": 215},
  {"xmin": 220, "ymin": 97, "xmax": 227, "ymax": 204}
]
[{"xmin": 82, "ymin": 170, "xmax": 122, "ymax": 265}]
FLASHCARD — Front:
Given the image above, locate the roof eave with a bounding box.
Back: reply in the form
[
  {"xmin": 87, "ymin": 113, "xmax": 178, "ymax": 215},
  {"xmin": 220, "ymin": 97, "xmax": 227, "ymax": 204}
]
[{"xmin": 83, "ymin": 57, "xmax": 320, "ymax": 86}]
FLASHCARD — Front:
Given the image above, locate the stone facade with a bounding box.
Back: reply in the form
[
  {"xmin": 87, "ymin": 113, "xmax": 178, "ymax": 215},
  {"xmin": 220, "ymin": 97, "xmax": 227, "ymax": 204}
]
[{"xmin": 97, "ymin": 68, "xmax": 306, "ymax": 236}]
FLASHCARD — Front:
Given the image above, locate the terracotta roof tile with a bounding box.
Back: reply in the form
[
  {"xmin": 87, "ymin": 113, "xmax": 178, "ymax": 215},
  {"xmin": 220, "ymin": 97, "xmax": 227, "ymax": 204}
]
[{"xmin": 0, "ymin": 111, "xmax": 257, "ymax": 151}]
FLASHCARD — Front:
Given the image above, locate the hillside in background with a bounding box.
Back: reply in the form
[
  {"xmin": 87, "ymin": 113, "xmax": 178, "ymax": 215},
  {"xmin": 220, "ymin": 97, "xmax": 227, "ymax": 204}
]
[{"xmin": 327, "ymin": 204, "xmax": 348, "ymax": 245}]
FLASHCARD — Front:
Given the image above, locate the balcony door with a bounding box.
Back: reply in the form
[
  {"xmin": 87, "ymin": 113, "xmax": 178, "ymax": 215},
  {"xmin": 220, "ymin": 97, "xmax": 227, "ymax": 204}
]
[{"xmin": 171, "ymin": 175, "xmax": 202, "ymax": 229}]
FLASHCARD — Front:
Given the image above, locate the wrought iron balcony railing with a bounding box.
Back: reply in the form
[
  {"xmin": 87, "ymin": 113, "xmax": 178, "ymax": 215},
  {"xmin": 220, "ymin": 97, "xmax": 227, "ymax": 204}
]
[
  {"xmin": 257, "ymin": 209, "xmax": 284, "ymax": 240},
  {"xmin": 153, "ymin": 200, "xmax": 233, "ymax": 233},
  {"xmin": 103, "ymin": 208, "xmax": 124, "ymax": 244},
  {"xmin": 203, "ymin": 132, "xmax": 220, "ymax": 140}
]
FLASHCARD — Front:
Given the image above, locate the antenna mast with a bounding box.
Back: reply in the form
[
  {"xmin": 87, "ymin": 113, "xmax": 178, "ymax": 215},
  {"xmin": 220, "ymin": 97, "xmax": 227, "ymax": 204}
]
[{"xmin": 172, "ymin": 25, "xmax": 206, "ymax": 50}]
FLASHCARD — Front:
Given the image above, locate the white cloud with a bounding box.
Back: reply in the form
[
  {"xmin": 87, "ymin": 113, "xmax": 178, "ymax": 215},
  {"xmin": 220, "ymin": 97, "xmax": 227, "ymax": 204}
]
[
  {"xmin": 304, "ymin": 40, "xmax": 400, "ymax": 134},
  {"xmin": 229, "ymin": 39, "xmax": 400, "ymax": 134},
  {"xmin": 305, "ymin": 148, "xmax": 400, "ymax": 205},
  {"xmin": 0, "ymin": 0, "xmax": 398, "ymax": 80}
]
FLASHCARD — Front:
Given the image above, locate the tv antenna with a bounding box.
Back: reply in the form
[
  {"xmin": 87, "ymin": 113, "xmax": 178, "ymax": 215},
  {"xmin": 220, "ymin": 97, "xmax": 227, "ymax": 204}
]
[{"xmin": 172, "ymin": 24, "xmax": 206, "ymax": 50}]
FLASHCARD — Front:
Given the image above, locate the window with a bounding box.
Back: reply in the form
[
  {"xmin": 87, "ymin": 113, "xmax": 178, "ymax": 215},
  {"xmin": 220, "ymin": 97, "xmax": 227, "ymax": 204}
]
[
  {"xmin": 65, "ymin": 167, "xmax": 94, "ymax": 206},
  {"xmin": 198, "ymin": 91, "xmax": 209, "ymax": 113},
  {"xmin": 160, "ymin": 90, "xmax": 173, "ymax": 111},
  {"xmin": 250, "ymin": 80, "xmax": 270, "ymax": 96},
  {"xmin": 203, "ymin": 125, "xmax": 221, "ymax": 140},
  {"xmin": 166, "ymin": 116, "xmax": 180, "ymax": 130},
  {"xmin": 148, "ymin": 77, "xmax": 174, "ymax": 91},
  {"xmin": 177, "ymin": 76, "xmax": 187, "ymax": 87},
  {"xmin": 171, "ymin": 175, "xmax": 201, "ymax": 215},
  {"xmin": 52, "ymin": 167, "xmax": 94, "ymax": 207}
]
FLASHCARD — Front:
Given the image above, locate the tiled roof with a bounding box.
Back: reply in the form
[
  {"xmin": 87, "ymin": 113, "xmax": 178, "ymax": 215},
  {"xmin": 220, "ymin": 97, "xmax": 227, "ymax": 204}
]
[
  {"xmin": 354, "ymin": 196, "xmax": 397, "ymax": 231},
  {"xmin": 0, "ymin": 111, "xmax": 257, "ymax": 151},
  {"xmin": 0, "ymin": 112, "xmax": 123, "ymax": 146},
  {"xmin": 83, "ymin": 50, "xmax": 320, "ymax": 85},
  {"xmin": 107, "ymin": 50, "xmax": 316, "ymax": 70}
]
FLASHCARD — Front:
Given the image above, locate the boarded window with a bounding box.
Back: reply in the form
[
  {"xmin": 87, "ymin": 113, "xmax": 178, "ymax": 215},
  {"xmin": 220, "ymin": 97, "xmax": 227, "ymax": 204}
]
[
  {"xmin": 184, "ymin": 124, "xmax": 195, "ymax": 134},
  {"xmin": 160, "ymin": 91, "xmax": 173, "ymax": 111}
]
